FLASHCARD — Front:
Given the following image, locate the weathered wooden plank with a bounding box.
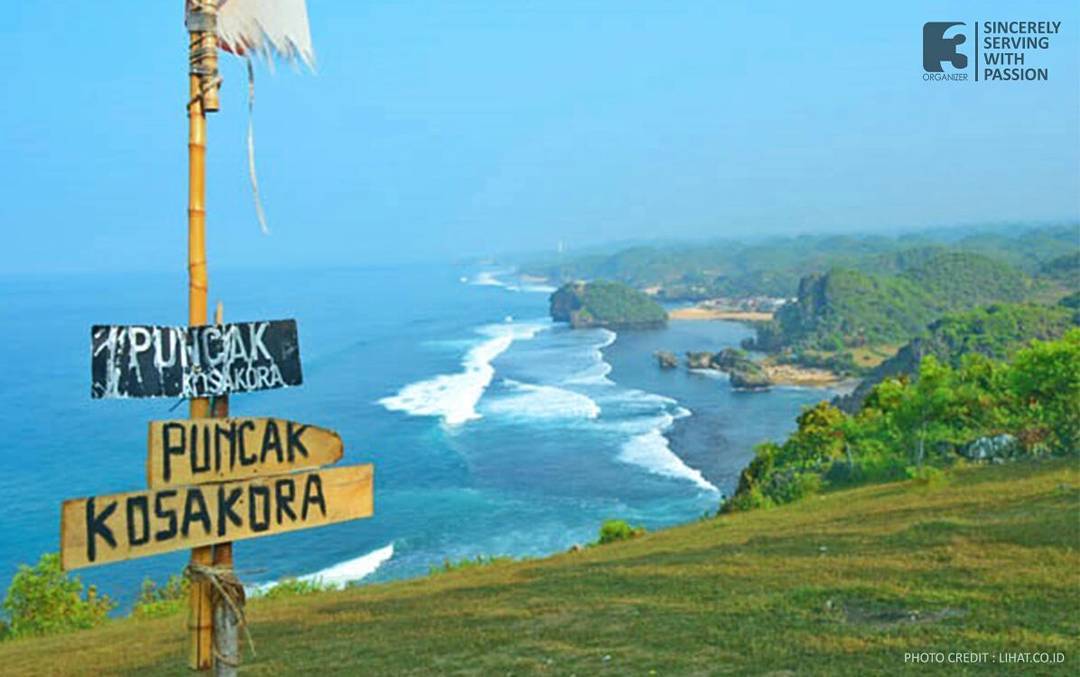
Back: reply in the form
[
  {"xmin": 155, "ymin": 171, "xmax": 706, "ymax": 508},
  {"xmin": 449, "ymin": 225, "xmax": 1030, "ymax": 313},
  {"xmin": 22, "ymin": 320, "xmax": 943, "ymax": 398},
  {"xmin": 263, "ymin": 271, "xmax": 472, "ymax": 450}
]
[
  {"xmin": 90, "ymin": 320, "xmax": 302, "ymax": 399},
  {"xmin": 60, "ymin": 465, "xmax": 373, "ymax": 570},
  {"xmin": 147, "ymin": 417, "xmax": 343, "ymax": 488}
]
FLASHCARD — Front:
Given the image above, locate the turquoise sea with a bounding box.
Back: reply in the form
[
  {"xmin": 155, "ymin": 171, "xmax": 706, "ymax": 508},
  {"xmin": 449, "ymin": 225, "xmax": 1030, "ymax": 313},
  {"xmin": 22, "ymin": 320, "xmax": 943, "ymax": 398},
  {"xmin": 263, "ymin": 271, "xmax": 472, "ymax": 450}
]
[{"xmin": 0, "ymin": 265, "xmax": 834, "ymax": 606}]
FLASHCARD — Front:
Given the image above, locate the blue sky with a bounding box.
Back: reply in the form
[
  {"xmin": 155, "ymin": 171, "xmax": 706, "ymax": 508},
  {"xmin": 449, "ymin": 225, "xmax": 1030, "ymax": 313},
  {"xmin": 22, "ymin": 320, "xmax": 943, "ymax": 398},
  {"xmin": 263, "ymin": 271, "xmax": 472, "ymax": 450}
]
[{"xmin": 1, "ymin": 1, "xmax": 1077, "ymax": 274}]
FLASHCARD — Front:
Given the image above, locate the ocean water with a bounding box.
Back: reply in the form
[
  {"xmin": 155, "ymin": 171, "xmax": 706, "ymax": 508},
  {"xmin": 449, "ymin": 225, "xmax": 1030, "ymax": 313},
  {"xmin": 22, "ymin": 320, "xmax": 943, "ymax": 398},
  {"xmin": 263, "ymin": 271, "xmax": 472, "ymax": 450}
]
[{"xmin": 0, "ymin": 264, "xmax": 833, "ymax": 605}]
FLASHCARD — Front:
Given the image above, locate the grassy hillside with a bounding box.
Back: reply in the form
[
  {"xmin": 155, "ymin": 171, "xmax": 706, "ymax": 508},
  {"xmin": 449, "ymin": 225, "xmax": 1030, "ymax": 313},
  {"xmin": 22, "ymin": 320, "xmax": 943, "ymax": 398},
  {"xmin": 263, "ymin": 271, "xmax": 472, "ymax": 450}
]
[{"xmin": 2, "ymin": 460, "xmax": 1077, "ymax": 675}]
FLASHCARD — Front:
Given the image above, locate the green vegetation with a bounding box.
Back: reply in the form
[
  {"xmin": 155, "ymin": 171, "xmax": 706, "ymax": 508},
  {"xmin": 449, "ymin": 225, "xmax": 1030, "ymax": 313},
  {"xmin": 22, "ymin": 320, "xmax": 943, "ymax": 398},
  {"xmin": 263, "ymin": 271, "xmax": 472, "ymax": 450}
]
[
  {"xmin": 913, "ymin": 301, "xmax": 1077, "ymax": 360},
  {"xmin": 727, "ymin": 330, "xmax": 1079, "ymax": 513},
  {"xmin": 255, "ymin": 578, "xmax": 337, "ymax": 601},
  {"xmin": 549, "ymin": 280, "xmax": 667, "ymax": 328},
  {"xmin": 905, "ymin": 250, "xmax": 1033, "ymax": 306},
  {"xmin": 839, "ymin": 301, "xmax": 1078, "ymax": 410},
  {"xmin": 520, "ymin": 225, "xmax": 1077, "ymax": 300},
  {"xmin": 0, "ymin": 226, "xmax": 1073, "ymax": 671},
  {"xmin": 752, "ymin": 252, "xmax": 1034, "ymax": 360},
  {"xmin": 1, "ymin": 554, "xmax": 114, "ymax": 640},
  {"xmin": 1038, "ymin": 251, "xmax": 1079, "ymax": 290},
  {"xmin": 0, "ymin": 460, "xmax": 1076, "ymax": 674},
  {"xmin": 596, "ymin": 519, "xmax": 645, "ymax": 544},
  {"xmin": 429, "ymin": 556, "xmax": 513, "ymax": 576},
  {"xmin": 131, "ymin": 576, "xmax": 189, "ymax": 620},
  {"xmin": 525, "ymin": 225, "xmax": 1077, "ymax": 373}
]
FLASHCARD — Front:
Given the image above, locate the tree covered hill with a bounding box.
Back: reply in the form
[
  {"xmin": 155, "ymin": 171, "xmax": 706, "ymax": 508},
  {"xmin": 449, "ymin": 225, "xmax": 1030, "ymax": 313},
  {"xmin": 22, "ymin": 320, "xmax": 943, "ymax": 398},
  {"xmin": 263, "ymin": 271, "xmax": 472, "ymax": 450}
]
[
  {"xmin": 728, "ymin": 328, "xmax": 1079, "ymax": 515},
  {"xmin": 837, "ymin": 301, "xmax": 1079, "ymax": 411},
  {"xmin": 1040, "ymin": 251, "xmax": 1080, "ymax": 291},
  {"xmin": 549, "ymin": 280, "xmax": 668, "ymax": 329},
  {"xmin": 751, "ymin": 252, "xmax": 1035, "ymax": 355},
  {"xmin": 518, "ymin": 225, "xmax": 1077, "ymax": 300}
]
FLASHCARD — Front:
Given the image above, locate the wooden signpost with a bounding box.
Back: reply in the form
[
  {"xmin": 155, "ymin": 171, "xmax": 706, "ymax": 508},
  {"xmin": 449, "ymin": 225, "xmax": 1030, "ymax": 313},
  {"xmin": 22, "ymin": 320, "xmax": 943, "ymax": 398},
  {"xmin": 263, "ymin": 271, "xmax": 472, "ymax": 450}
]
[
  {"xmin": 66, "ymin": 334, "xmax": 375, "ymax": 672},
  {"xmin": 60, "ymin": 3, "xmax": 329, "ymax": 672},
  {"xmin": 69, "ymin": 325, "xmax": 374, "ymax": 675},
  {"xmin": 147, "ymin": 417, "xmax": 344, "ymax": 487},
  {"xmin": 61, "ymin": 465, "xmax": 373, "ymax": 570}
]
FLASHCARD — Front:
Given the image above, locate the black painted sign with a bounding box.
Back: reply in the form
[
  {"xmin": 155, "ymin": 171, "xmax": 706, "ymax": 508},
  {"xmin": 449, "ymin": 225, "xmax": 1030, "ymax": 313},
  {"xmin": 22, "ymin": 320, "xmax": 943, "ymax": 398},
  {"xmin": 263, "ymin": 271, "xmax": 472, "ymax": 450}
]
[{"xmin": 91, "ymin": 320, "xmax": 302, "ymax": 399}]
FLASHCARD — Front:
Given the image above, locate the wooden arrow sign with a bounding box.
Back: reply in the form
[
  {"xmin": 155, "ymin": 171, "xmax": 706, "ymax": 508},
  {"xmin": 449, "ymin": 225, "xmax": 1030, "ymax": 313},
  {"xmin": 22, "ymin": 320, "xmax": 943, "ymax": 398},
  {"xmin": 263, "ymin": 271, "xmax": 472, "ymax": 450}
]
[
  {"xmin": 147, "ymin": 417, "xmax": 344, "ymax": 488},
  {"xmin": 91, "ymin": 320, "xmax": 302, "ymax": 399},
  {"xmin": 61, "ymin": 465, "xmax": 373, "ymax": 571}
]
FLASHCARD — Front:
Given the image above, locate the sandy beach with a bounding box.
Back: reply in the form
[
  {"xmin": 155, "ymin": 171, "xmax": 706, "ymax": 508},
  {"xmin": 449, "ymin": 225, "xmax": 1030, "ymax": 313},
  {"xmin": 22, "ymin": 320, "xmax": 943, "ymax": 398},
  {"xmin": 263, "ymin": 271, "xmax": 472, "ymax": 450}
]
[
  {"xmin": 762, "ymin": 362, "xmax": 844, "ymax": 388},
  {"xmin": 669, "ymin": 307, "xmax": 773, "ymax": 322}
]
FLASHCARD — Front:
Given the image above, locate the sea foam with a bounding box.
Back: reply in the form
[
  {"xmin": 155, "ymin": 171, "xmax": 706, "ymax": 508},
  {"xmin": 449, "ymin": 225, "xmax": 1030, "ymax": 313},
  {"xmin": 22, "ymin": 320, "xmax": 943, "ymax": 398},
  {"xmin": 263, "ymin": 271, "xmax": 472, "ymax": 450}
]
[
  {"xmin": 562, "ymin": 329, "xmax": 616, "ymax": 385},
  {"xmin": 484, "ymin": 379, "xmax": 601, "ymax": 420},
  {"xmin": 467, "ymin": 270, "xmax": 556, "ymax": 294},
  {"xmin": 251, "ymin": 543, "xmax": 395, "ymax": 594},
  {"xmin": 510, "ymin": 282, "xmax": 558, "ymax": 293},
  {"xmin": 468, "ymin": 271, "xmax": 510, "ymax": 287},
  {"xmin": 379, "ymin": 321, "xmax": 548, "ymax": 426},
  {"xmin": 616, "ymin": 408, "xmax": 718, "ymax": 493}
]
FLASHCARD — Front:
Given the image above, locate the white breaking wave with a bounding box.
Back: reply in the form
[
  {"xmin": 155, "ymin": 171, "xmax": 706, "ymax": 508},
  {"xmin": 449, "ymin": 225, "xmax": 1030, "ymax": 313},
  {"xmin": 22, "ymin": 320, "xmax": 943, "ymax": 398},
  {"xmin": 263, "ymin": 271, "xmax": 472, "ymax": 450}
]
[
  {"xmin": 563, "ymin": 360, "xmax": 613, "ymax": 385},
  {"xmin": 688, "ymin": 368, "xmax": 725, "ymax": 379},
  {"xmin": 469, "ymin": 271, "xmax": 510, "ymax": 287},
  {"xmin": 595, "ymin": 328, "xmax": 617, "ymax": 349},
  {"xmin": 616, "ymin": 410, "xmax": 718, "ymax": 493},
  {"xmin": 250, "ymin": 543, "xmax": 395, "ymax": 594},
  {"xmin": 562, "ymin": 329, "xmax": 617, "ymax": 385},
  {"xmin": 379, "ymin": 321, "xmax": 548, "ymax": 426},
  {"xmin": 603, "ymin": 388, "xmax": 679, "ymax": 413},
  {"xmin": 511, "ymin": 282, "xmax": 558, "ymax": 293},
  {"xmin": 453, "ymin": 277, "xmax": 716, "ymax": 497},
  {"xmin": 467, "ymin": 270, "xmax": 556, "ymax": 294},
  {"xmin": 484, "ymin": 379, "xmax": 601, "ymax": 420}
]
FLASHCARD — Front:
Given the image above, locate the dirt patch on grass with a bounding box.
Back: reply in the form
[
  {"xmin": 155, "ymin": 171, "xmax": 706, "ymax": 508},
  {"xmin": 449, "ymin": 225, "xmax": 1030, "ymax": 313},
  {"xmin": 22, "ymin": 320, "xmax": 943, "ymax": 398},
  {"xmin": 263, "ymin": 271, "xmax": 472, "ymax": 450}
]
[{"xmin": 840, "ymin": 601, "xmax": 967, "ymax": 628}]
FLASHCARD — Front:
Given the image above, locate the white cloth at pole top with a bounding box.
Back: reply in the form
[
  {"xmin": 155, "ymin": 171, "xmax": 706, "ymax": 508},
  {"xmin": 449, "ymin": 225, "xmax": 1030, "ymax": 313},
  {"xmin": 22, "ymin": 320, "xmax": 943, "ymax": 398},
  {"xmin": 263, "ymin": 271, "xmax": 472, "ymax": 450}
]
[{"xmin": 216, "ymin": 0, "xmax": 315, "ymax": 69}]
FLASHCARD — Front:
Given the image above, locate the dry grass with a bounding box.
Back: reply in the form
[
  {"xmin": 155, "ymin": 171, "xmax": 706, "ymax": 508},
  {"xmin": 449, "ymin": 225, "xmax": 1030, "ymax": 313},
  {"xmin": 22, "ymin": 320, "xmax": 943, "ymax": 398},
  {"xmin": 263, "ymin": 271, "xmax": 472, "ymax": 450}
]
[
  {"xmin": 2, "ymin": 459, "xmax": 1077, "ymax": 675},
  {"xmin": 849, "ymin": 344, "xmax": 901, "ymax": 369}
]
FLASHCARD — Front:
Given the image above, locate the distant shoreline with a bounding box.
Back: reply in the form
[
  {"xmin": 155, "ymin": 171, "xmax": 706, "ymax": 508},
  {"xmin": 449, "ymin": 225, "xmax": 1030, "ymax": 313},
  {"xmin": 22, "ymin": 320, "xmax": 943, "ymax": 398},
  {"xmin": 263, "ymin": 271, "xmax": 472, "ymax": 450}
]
[{"xmin": 669, "ymin": 307, "xmax": 773, "ymax": 322}]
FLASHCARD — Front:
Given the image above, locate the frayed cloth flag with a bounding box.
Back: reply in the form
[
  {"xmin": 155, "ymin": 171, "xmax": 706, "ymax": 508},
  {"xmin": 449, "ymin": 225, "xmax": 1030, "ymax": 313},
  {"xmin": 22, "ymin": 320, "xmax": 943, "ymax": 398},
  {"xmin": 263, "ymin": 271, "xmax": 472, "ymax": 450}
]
[
  {"xmin": 205, "ymin": 0, "xmax": 315, "ymax": 234},
  {"xmin": 217, "ymin": 0, "xmax": 315, "ymax": 69}
]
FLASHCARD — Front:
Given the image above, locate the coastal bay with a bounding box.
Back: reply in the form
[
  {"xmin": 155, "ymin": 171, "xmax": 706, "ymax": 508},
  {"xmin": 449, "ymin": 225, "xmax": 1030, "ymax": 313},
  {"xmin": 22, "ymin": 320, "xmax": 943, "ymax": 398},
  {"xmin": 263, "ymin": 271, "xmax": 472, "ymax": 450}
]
[{"xmin": 0, "ymin": 266, "xmax": 836, "ymax": 609}]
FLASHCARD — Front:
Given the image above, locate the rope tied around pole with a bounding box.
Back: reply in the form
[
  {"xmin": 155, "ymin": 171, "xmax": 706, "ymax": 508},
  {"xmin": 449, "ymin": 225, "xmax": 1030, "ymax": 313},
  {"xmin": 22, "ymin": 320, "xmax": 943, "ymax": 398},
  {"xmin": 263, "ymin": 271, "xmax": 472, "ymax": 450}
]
[
  {"xmin": 186, "ymin": 0, "xmax": 221, "ymax": 112},
  {"xmin": 185, "ymin": 563, "xmax": 256, "ymax": 663}
]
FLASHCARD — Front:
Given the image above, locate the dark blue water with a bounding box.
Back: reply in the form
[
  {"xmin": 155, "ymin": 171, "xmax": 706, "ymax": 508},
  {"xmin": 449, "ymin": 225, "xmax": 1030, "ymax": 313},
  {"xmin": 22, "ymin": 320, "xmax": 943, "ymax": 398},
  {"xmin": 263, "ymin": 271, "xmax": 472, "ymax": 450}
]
[{"xmin": 0, "ymin": 265, "xmax": 832, "ymax": 605}]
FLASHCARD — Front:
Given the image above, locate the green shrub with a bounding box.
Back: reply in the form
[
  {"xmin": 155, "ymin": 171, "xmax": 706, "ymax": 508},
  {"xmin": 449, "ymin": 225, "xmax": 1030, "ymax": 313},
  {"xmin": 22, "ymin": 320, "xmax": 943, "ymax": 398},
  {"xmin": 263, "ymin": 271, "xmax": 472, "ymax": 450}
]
[
  {"xmin": 597, "ymin": 520, "xmax": 645, "ymax": 545},
  {"xmin": 429, "ymin": 556, "xmax": 512, "ymax": 576},
  {"xmin": 824, "ymin": 449, "xmax": 909, "ymax": 487},
  {"xmin": 2, "ymin": 553, "xmax": 115, "ymax": 639},
  {"xmin": 256, "ymin": 577, "xmax": 335, "ymax": 600},
  {"xmin": 132, "ymin": 574, "xmax": 189, "ymax": 619},
  {"xmin": 773, "ymin": 470, "xmax": 823, "ymax": 503},
  {"xmin": 721, "ymin": 486, "xmax": 773, "ymax": 513},
  {"xmin": 906, "ymin": 465, "xmax": 948, "ymax": 486}
]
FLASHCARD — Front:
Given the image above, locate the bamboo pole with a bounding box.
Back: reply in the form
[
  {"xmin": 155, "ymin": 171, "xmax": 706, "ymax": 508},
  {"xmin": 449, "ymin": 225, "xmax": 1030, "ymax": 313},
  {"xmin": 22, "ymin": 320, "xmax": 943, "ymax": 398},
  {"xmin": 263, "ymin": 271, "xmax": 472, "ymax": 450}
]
[
  {"xmin": 211, "ymin": 302, "xmax": 239, "ymax": 676},
  {"xmin": 211, "ymin": 543, "xmax": 238, "ymax": 676},
  {"xmin": 186, "ymin": 1, "xmax": 220, "ymax": 670}
]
